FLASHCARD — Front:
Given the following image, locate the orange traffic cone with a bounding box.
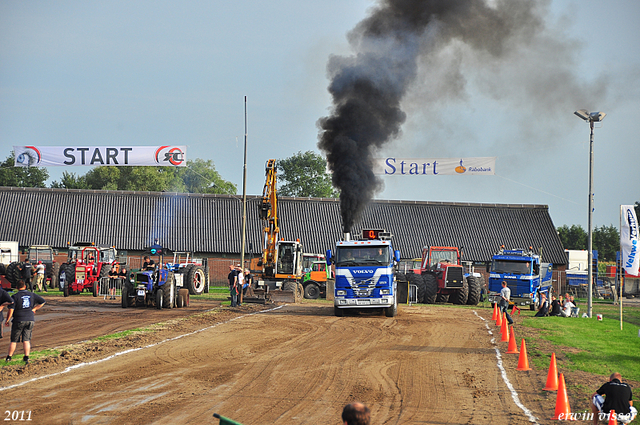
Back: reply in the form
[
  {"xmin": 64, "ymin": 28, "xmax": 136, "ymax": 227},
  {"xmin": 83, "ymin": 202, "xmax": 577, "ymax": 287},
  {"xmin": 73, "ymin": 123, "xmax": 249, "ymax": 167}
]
[
  {"xmin": 543, "ymin": 353, "xmax": 559, "ymax": 391},
  {"xmin": 501, "ymin": 313, "xmax": 509, "ymax": 342},
  {"xmin": 607, "ymin": 409, "xmax": 617, "ymax": 425},
  {"xmin": 492, "ymin": 303, "xmax": 498, "ymax": 321},
  {"xmin": 551, "ymin": 373, "xmax": 572, "ymax": 420},
  {"xmin": 516, "ymin": 339, "xmax": 531, "ymax": 371},
  {"xmin": 496, "ymin": 308, "xmax": 503, "ymax": 327},
  {"xmin": 506, "ymin": 326, "xmax": 519, "ymax": 353}
]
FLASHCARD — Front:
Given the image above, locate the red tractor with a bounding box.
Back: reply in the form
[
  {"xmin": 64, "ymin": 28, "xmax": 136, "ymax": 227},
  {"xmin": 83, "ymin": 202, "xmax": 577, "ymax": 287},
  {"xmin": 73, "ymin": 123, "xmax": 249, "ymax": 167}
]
[
  {"xmin": 59, "ymin": 242, "xmax": 117, "ymax": 297},
  {"xmin": 418, "ymin": 246, "xmax": 481, "ymax": 305}
]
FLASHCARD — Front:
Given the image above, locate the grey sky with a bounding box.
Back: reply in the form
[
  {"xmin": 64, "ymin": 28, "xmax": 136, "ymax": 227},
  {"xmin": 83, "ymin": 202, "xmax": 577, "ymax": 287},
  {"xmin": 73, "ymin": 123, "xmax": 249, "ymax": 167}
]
[{"xmin": 1, "ymin": 0, "xmax": 638, "ymax": 229}]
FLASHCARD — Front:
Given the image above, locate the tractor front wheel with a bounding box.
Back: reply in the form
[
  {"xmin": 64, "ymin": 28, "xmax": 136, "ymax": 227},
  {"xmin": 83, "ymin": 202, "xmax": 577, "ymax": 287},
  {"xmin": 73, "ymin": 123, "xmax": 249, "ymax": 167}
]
[
  {"xmin": 423, "ymin": 273, "xmax": 438, "ymax": 304},
  {"xmin": 163, "ymin": 272, "xmax": 175, "ymax": 309},
  {"xmin": 155, "ymin": 289, "xmax": 163, "ymax": 310},
  {"xmin": 121, "ymin": 285, "xmax": 128, "ymax": 308}
]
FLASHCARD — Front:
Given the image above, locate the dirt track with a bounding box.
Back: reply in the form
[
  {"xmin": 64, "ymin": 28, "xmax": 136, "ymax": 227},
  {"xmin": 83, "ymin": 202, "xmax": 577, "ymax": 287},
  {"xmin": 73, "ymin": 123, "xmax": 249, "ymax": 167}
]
[{"xmin": 0, "ymin": 301, "xmax": 561, "ymax": 424}]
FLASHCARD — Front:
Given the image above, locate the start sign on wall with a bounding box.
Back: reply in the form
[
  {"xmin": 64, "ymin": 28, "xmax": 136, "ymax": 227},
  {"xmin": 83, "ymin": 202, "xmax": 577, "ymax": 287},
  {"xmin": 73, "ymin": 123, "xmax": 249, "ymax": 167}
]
[{"xmin": 13, "ymin": 146, "xmax": 187, "ymax": 167}]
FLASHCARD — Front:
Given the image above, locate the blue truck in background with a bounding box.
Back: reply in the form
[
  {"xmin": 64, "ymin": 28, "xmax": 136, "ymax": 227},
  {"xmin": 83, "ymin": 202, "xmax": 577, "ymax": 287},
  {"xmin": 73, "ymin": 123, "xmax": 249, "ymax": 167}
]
[
  {"xmin": 327, "ymin": 229, "xmax": 400, "ymax": 317},
  {"xmin": 487, "ymin": 247, "xmax": 553, "ymax": 310}
]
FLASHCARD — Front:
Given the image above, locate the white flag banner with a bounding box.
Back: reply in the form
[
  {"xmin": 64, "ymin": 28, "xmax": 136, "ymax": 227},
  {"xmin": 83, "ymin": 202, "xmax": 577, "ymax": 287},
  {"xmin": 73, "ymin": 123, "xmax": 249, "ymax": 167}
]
[
  {"xmin": 620, "ymin": 205, "xmax": 640, "ymax": 276},
  {"xmin": 13, "ymin": 145, "xmax": 187, "ymax": 167},
  {"xmin": 373, "ymin": 157, "xmax": 496, "ymax": 175}
]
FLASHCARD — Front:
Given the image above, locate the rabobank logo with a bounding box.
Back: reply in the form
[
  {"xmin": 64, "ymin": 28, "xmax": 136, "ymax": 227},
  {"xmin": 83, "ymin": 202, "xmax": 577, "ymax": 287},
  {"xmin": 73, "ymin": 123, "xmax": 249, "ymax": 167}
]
[
  {"xmin": 455, "ymin": 159, "xmax": 466, "ymax": 174},
  {"xmin": 155, "ymin": 146, "xmax": 185, "ymax": 166},
  {"xmin": 627, "ymin": 209, "xmax": 638, "ymax": 240}
]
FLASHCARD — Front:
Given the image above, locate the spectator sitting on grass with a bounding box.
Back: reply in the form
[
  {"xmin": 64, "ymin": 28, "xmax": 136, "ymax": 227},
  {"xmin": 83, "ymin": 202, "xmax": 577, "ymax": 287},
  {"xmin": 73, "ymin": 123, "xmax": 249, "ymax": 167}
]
[
  {"xmin": 563, "ymin": 297, "xmax": 575, "ymax": 318},
  {"xmin": 534, "ymin": 293, "xmax": 549, "ymax": 317},
  {"xmin": 549, "ymin": 295, "xmax": 563, "ymax": 316}
]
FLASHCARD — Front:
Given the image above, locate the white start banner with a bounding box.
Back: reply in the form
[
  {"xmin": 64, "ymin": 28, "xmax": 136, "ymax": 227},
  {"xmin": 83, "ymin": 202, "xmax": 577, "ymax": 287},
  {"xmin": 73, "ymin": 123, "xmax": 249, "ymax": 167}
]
[
  {"xmin": 620, "ymin": 205, "xmax": 640, "ymax": 276},
  {"xmin": 373, "ymin": 157, "xmax": 496, "ymax": 175},
  {"xmin": 13, "ymin": 145, "xmax": 187, "ymax": 167}
]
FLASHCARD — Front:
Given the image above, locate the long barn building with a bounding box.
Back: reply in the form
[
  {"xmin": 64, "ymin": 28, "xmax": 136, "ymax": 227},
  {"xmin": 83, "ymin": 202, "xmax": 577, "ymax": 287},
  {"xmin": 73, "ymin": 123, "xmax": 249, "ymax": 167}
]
[{"xmin": 0, "ymin": 186, "xmax": 566, "ymax": 268}]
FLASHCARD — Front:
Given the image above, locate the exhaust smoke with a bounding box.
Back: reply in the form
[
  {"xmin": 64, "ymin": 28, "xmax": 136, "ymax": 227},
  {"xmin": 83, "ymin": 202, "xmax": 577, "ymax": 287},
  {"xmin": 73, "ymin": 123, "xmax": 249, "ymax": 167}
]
[{"xmin": 317, "ymin": 0, "xmax": 587, "ymax": 233}]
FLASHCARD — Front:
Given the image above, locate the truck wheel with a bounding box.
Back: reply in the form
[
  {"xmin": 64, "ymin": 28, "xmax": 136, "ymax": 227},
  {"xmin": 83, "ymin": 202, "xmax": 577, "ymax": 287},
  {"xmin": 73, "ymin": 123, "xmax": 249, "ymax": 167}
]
[
  {"xmin": 186, "ymin": 265, "xmax": 206, "ymax": 295},
  {"xmin": 334, "ymin": 306, "xmax": 344, "ymax": 317},
  {"xmin": 304, "ymin": 282, "xmax": 320, "ymax": 299},
  {"xmin": 466, "ymin": 276, "xmax": 481, "ymax": 305},
  {"xmin": 50, "ymin": 263, "xmax": 60, "ymax": 289},
  {"xmin": 155, "ymin": 288, "xmax": 163, "ymax": 310},
  {"xmin": 436, "ymin": 293, "xmax": 449, "ymax": 303},
  {"xmin": 384, "ymin": 295, "xmax": 398, "ymax": 317},
  {"xmin": 121, "ymin": 285, "xmax": 129, "ymax": 308},
  {"xmin": 282, "ymin": 281, "xmax": 296, "ymax": 292},
  {"xmin": 409, "ymin": 273, "xmax": 426, "ymax": 303},
  {"xmin": 163, "ymin": 272, "xmax": 175, "ymax": 309},
  {"xmin": 423, "ymin": 273, "xmax": 438, "ymax": 304},
  {"xmin": 451, "ymin": 279, "xmax": 469, "ymax": 305}
]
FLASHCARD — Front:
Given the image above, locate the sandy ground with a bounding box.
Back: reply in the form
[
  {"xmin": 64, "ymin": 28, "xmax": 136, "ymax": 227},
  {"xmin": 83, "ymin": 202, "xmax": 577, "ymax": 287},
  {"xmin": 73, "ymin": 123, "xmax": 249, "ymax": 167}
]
[{"xmin": 0, "ymin": 300, "xmax": 579, "ymax": 424}]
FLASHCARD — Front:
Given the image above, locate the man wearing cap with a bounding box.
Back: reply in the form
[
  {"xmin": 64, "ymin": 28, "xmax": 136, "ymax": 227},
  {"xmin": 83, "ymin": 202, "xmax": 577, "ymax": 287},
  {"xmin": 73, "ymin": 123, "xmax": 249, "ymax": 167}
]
[{"xmin": 34, "ymin": 261, "xmax": 47, "ymax": 292}]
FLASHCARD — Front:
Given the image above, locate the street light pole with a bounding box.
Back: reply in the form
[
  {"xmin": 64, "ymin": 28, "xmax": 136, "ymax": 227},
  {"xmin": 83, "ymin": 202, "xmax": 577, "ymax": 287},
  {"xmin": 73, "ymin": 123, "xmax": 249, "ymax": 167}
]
[{"xmin": 574, "ymin": 109, "xmax": 606, "ymax": 319}]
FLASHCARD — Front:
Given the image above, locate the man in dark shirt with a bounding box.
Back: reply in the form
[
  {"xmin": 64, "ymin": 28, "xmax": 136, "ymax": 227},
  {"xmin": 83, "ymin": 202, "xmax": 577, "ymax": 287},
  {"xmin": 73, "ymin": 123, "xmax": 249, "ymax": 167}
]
[
  {"xmin": 591, "ymin": 372, "xmax": 636, "ymax": 425},
  {"xmin": 227, "ymin": 264, "xmax": 238, "ymax": 307},
  {"xmin": 4, "ymin": 280, "xmax": 46, "ymax": 364},
  {"xmin": 0, "ymin": 286, "xmax": 14, "ymax": 339}
]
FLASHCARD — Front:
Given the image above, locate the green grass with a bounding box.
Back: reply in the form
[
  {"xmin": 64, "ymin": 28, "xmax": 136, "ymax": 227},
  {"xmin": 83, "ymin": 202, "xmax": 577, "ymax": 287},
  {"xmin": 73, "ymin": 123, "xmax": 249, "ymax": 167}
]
[
  {"xmin": 520, "ymin": 302, "xmax": 640, "ymax": 382},
  {"xmin": 3, "ymin": 349, "xmax": 61, "ymax": 366},
  {"xmin": 92, "ymin": 327, "xmax": 147, "ymax": 341}
]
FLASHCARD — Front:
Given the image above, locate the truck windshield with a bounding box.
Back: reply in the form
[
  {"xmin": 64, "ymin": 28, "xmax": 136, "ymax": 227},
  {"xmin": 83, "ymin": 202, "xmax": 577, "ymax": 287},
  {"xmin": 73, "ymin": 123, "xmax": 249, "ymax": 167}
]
[
  {"xmin": 101, "ymin": 249, "xmax": 116, "ymax": 263},
  {"xmin": 29, "ymin": 248, "xmax": 53, "ymax": 262},
  {"xmin": 336, "ymin": 246, "xmax": 389, "ymax": 266},
  {"xmin": 492, "ymin": 260, "xmax": 531, "ymax": 275},
  {"xmin": 429, "ymin": 250, "xmax": 458, "ymax": 267}
]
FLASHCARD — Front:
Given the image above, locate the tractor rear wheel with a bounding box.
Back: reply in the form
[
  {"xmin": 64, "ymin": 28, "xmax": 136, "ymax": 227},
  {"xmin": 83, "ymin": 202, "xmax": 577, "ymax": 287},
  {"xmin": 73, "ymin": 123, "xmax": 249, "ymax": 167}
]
[
  {"xmin": 451, "ymin": 278, "xmax": 469, "ymax": 305},
  {"xmin": 155, "ymin": 288, "xmax": 163, "ymax": 309},
  {"xmin": 92, "ymin": 280, "xmax": 98, "ymax": 297},
  {"xmin": 121, "ymin": 285, "xmax": 129, "ymax": 308},
  {"xmin": 163, "ymin": 272, "xmax": 175, "ymax": 309},
  {"xmin": 304, "ymin": 282, "xmax": 320, "ymax": 299},
  {"xmin": 49, "ymin": 263, "xmax": 60, "ymax": 289},
  {"xmin": 423, "ymin": 273, "xmax": 438, "ymax": 304},
  {"xmin": 409, "ymin": 273, "xmax": 425, "ymax": 303},
  {"xmin": 282, "ymin": 281, "xmax": 296, "ymax": 292},
  {"xmin": 466, "ymin": 276, "xmax": 481, "ymax": 305},
  {"xmin": 5, "ymin": 262, "xmax": 21, "ymax": 287},
  {"xmin": 436, "ymin": 293, "xmax": 449, "ymax": 303},
  {"xmin": 61, "ymin": 264, "xmax": 75, "ymax": 296},
  {"xmin": 185, "ymin": 265, "xmax": 206, "ymax": 295}
]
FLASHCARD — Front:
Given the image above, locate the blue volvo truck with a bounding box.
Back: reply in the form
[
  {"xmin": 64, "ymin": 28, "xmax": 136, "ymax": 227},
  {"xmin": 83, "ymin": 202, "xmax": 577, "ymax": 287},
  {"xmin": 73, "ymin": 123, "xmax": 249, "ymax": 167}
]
[
  {"xmin": 327, "ymin": 229, "xmax": 400, "ymax": 317},
  {"xmin": 487, "ymin": 247, "xmax": 553, "ymax": 310}
]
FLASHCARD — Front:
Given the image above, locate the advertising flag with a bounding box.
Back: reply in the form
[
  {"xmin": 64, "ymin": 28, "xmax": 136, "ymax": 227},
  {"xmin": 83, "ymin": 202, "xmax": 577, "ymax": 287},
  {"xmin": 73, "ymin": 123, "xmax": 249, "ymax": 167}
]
[
  {"xmin": 13, "ymin": 146, "xmax": 187, "ymax": 167},
  {"xmin": 373, "ymin": 157, "xmax": 495, "ymax": 175},
  {"xmin": 620, "ymin": 205, "xmax": 639, "ymax": 276}
]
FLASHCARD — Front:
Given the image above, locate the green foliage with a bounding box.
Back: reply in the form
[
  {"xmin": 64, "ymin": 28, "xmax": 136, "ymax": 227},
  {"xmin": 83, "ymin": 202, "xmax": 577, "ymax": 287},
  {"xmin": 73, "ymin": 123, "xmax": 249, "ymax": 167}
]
[
  {"xmin": 277, "ymin": 151, "xmax": 337, "ymax": 198},
  {"xmin": 0, "ymin": 152, "xmax": 49, "ymax": 188},
  {"xmin": 593, "ymin": 225, "xmax": 619, "ymax": 261},
  {"xmin": 557, "ymin": 224, "xmax": 587, "ymax": 250},
  {"xmin": 49, "ymin": 160, "xmax": 236, "ymax": 194}
]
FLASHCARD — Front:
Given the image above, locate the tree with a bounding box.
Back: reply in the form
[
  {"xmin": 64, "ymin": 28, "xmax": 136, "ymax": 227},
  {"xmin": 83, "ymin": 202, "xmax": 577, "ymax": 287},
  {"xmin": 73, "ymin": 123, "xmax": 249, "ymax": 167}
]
[
  {"xmin": 49, "ymin": 160, "xmax": 236, "ymax": 194},
  {"xmin": 0, "ymin": 152, "xmax": 49, "ymax": 188},
  {"xmin": 593, "ymin": 225, "xmax": 619, "ymax": 262},
  {"xmin": 557, "ymin": 224, "xmax": 587, "ymax": 250},
  {"xmin": 277, "ymin": 151, "xmax": 337, "ymax": 198}
]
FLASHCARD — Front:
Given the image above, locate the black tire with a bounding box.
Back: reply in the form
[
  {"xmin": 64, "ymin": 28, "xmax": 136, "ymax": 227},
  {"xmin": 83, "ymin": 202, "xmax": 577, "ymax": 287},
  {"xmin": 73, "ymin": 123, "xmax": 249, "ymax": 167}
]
[
  {"xmin": 61, "ymin": 263, "xmax": 75, "ymax": 295},
  {"xmin": 121, "ymin": 285, "xmax": 129, "ymax": 308},
  {"xmin": 92, "ymin": 280, "xmax": 98, "ymax": 297},
  {"xmin": 304, "ymin": 282, "xmax": 320, "ymax": 299},
  {"xmin": 176, "ymin": 290, "xmax": 185, "ymax": 308},
  {"xmin": 334, "ymin": 306, "xmax": 344, "ymax": 317},
  {"xmin": 385, "ymin": 291, "xmax": 398, "ymax": 317},
  {"xmin": 155, "ymin": 288, "xmax": 163, "ymax": 310},
  {"xmin": 0, "ymin": 263, "xmax": 6, "ymax": 275},
  {"xmin": 466, "ymin": 276, "xmax": 481, "ymax": 305},
  {"xmin": 423, "ymin": 273, "xmax": 438, "ymax": 304},
  {"xmin": 451, "ymin": 278, "xmax": 469, "ymax": 305},
  {"xmin": 5, "ymin": 262, "xmax": 21, "ymax": 287},
  {"xmin": 50, "ymin": 263, "xmax": 60, "ymax": 289},
  {"xmin": 435, "ymin": 293, "xmax": 449, "ymax": 303},
  {"xmin": 282, "ymin": 281, "xmax": 297, "ymax": 292},
  {"xmin": 530, "ymin": 291, "xmax": 540, "ymax": 311},
  {"xmin": 162, "ymin": 272, "xmax": 175, "ymax": 309},
  {"xmin": 409, "ymin": 273, "xmax": 426, "ymax": 303},
  {"xmin": 185, "ymin": 265, "xmax": 206, "ymax": 295},
  {"xmin": 395, "ymin": 272, "xmax": 407, "ymax": 284},
  {"xmin": 94, "ymin": 264, "xmax": 111, "ymax": 297}
]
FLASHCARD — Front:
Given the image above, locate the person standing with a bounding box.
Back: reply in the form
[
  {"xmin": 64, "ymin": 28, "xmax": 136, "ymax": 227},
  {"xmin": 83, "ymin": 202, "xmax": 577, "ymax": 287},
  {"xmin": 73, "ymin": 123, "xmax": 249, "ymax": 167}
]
[
  {"xmin": 499, "ymin": 281, "xmax": 514, "ymax": 325},
  {"xmin": 236, "ymin": 265, "xmax": 244, "ymax": 306},
  {"xmin": 227, "ymin": 265, "xmax": 238, "ymax": 307},
  {"xmin": 4, "ymin": 280, "xmax": 46, "ymax": 364},
  {"xmin": 20, "ymin": 262, "xmax": 34, "ymax": 291},
  {"xmin": 590, "ymin": 372, "xmax": 636, "ymax": 425},
  {"xmin": 34, "ymin": 261, "xmax": 47, "ymax": 292},
  {"xmin": 0, "ymin": 286, "xmax": 14, "ymax": 339}
]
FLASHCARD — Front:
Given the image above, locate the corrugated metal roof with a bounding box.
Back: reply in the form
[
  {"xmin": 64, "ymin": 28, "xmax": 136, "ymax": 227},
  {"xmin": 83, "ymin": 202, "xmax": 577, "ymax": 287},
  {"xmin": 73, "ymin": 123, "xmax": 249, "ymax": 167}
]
[{"xmin": 0, "ymin": 186, "xmax": 567, "ymax": 265}]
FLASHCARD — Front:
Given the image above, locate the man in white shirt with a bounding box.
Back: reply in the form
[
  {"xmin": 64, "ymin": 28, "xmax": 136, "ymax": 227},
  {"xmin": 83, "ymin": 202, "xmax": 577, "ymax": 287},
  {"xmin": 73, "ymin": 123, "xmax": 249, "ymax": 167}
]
[
  {"xmin": 34, "ymin": 261, "xmax": 47, "ymax": 292},
  {"xmin": 499, "ymin": 281, "xmax": 514, "ymax": 325},
  {"xmin": 236, "ymin": 265, "xmax": 244, "ymax": 306}
]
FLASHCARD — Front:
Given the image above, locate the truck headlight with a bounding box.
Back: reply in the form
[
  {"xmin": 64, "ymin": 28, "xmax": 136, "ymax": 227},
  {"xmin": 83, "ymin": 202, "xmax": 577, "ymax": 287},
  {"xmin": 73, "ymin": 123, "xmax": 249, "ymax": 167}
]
[
  {"xmin": 380, "ymin": 289, "xmax": 390, "ymax": 295},
  {"xmin": 336, "ymin": 290, "xmax": 347, "ymax": 296}
]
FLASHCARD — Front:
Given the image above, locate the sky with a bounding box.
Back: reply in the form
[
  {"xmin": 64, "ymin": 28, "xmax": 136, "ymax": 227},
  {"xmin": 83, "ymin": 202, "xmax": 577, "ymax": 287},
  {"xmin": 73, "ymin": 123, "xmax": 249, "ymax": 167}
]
[{"xmin": 1, "ymin": 0, "xmax": 639, "ymax": 230}]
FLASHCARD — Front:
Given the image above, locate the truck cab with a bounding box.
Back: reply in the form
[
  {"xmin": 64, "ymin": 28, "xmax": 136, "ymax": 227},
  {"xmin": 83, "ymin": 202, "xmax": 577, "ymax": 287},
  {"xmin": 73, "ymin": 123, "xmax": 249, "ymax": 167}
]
[
  {"xmin": 487, "ymin": 247, "xmax": 553, "ymax": 310},
  {"xmin": 328, "ymin": 229, "xmax": 400, "ymax": 317}
]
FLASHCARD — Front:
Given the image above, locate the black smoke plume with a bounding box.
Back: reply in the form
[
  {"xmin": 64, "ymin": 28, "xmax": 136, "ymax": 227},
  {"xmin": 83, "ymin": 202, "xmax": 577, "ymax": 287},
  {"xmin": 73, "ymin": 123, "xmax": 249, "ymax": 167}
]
[{"xmin": 318, "ymin": 0, "xmax": 546, "ymax": 233}]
